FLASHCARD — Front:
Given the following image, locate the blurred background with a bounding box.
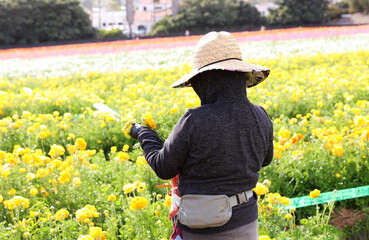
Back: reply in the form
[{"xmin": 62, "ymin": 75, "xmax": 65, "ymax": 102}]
[{"xmin": 0, "ymin": 0, "xmax": 369, "ymax": 46}]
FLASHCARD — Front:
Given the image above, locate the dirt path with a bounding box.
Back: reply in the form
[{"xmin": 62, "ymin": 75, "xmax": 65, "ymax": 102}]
[{"xmin": 333, "ymin": 13, "xmax": 369, "ymax": 25}]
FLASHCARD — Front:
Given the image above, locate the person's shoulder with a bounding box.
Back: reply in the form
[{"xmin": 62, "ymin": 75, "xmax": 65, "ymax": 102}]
[
  {"xmin": 186, "ymin": 105, "xmax": 208, "ymax": 116},
  {"xmin": 253, "ymin": 104, "xmax": 270, "ymax": 118},
  {"xmin": 251, "ymin": 103, "xmax": 273, "ymax": 126}
]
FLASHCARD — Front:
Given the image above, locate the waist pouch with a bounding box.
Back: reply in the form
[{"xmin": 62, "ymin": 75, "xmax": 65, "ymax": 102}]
[
  {"xmin": 177, "ymin": 194, "xmax": 232, "ymax": 229},
  {"xmin": 174, "ymin": 190, "xmax": 253, "ymax": 229}
]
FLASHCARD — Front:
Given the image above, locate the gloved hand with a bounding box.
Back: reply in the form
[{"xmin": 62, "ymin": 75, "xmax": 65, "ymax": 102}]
[{"xmin": 130, "ymin": 123, "xmax": 144, "ymax": 139}]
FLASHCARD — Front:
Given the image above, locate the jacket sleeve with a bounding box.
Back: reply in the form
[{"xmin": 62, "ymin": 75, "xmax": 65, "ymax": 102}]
[
  {"xmin": 262, "ymin": 134, "xmax": 274, "ymax": 167},
  {"xmin": 258, "ymin": 106, "xmax": 274, "ymax": 168},
  {"xmin": 137, "ymin": 110, "xmax": 194, "ymax": 180}
]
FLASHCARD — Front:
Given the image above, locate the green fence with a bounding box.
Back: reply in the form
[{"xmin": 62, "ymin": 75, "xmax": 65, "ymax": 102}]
[{"xmin": 285, "ymin": 185, "xmax": 369, "ymax": 210}]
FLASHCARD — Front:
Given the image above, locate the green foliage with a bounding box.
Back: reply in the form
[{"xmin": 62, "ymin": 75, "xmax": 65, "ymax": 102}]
[
  {"xmin": 150, "ymin": 0, "xmax": 262, "ymax": 35},
  {"xmin": 99, "ymin": 29, "xmax": 126, "ymax": 39},
  {"xmin": 258, "ymin": 190, "xmax": 343, "ymax": 239},
  {"xmin": 0, "ymin": 0, "xmax": 96, "ymax": 45},
  {"xmin": 267, "ymin": 0, "xmax": 329, "ymax": 26},
  {"xmin": 326, "ymin": 5, "xmax": 343, "ymax": 20},
  {"xmin": 344, "ymin": 214, "xmax": 369, "ymax": 239},
  {"xmin": 349, "ymin": 0, "xmax": 369, "ymax": 13}
]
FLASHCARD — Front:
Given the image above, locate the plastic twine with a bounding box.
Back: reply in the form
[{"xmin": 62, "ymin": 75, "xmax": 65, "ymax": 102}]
[{"xmin": 285, "ymin": 185, "xmax": 369, "ymax": 210}]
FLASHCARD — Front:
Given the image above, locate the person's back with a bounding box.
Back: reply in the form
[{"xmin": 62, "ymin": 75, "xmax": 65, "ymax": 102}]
[
  {"xmin": 129, "ymin": 31, "xmax": 273, "ymax": 240},
  {"xmin": 178, "ymin": 70, "xmax": 273, "ymax": 197}
]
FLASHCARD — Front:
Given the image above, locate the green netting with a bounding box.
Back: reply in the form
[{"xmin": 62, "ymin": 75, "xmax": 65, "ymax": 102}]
[{"xmin": 285, "ymin": 185, "xmax": 369, "ymax": 210}]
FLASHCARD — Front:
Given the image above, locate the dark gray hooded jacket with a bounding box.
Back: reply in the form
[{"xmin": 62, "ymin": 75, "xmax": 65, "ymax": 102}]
[{"xmin": 137, "ymin": 70, "xmax": 274, "ymax": 234}]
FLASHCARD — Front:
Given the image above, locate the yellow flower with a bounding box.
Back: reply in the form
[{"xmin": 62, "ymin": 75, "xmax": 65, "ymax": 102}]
[
  {"xmin": 142, "ymin": 113, "xmax": 156, "ymax": 129},
  {"xmin": 1, "ymin": 168, "xmax": 11, "ymax": 178},
  {"xmin": 259, "ymin": 235, "xmax": 271, "ymax": 240},
  {"xmin": 38, "ymin": 131, "xmax": 50, "ymax": 139},
  {"xmin": 136, "ymin": 156, "xmax": 147, "ymax": 166},
  {"xmin": 67, "ymin": 145, "xmax": 77, "ymax": 154},
  {"xmin": 27, "ymin": 127, "xmax": 35, "ymax": 134},
  {"xmin": 26, "ymin": 173, "xmax": 35, "ymax": 181},
  {"xmin": 122, "ymin": 121, "xmax": 133, "ymax": 137},
  {"xmin": 129, "ymin": 196, "xmax": 149, "ymax": 210},
  {"xmin": 170, "ymin": 105, "xmax": 178, "ymax": 115},
  {"xmin": 58, "ymin": 170, "xmax": 71, "ymax": 184},
  {"xmin": 285, "ymin": 213, "xmax": 293, "ymax": 220},
  {"xmin": 19, "ymin": 168, "xmax": 26, "ymax": 174},
  {"xmin": 76, "ymin": 205, "xmax": 99, "ymax": 222},
  {"xmin": 89, "ymin": 164, "xmax": 98, "ymax": 169},
  {"xmin": 111, "ymin": 146, "xmax": 117, "ymax": 153},
  {"xmin": 55, "ymin": 208, "xmax": 69, "ymax": 221},
  {"xmin": 123, "ymin": 183, "xmax": 135, "ymax": 194},
  {"xmin": 9, "ymin": 188, "xmax": 16, "ymax": 195},
  {"xmin": 278, "ymin": 127, "xmax": 291, "ymax": 139},
  {"xmin": 155, "ymin": 209, "xmax": 159, "ymax": 216},
  {"xmin": 73, "ymin": 177, "xmax": 82, "ymax": 186},
  {"xmin": 309, "ymin": 189, "xmax": 321, "ymax": 198},
  {"xmin": 336, "ymin": 173, "xmax": 341, "ymax": 178},
  {"xmin": 89, "ymin": 227, "xmax": 106, "ymax": 239},
  {"xmin": 108, "ymin": 194, "xmax": 117, "ymax": 201},
  {"xmin": 0, "ymin": 195, "xmax": 3, "ymax": 203},
  {"xmin": 30, "ymin": 187, "xmax": 38, "ymax": 196},
  {"xmin": 51, "ymin": 159, "xmax": 63, "ymax": 168},
  {"xmin": 163, "ymin": 195, "xmax": 171, "ymax": 207},
  {"xmin": 67, "ymin": 133, "xmax": 75, "ymax": 140},
  {"xmin": 331, "ymin": 144, "xmax": 344, "ymax": 157},
  {"xmin": 123, "ymin": 144, "xmax": 129, "ymax": 151},
  {"xmin": 116, "ymin": 151, "xmax": 129, "ymax": 162},
  {"xmin": 75, "ymin": 138, "xmax": 87, "ymax": 150},
  {"xmin": 253, "ymin": 183, "xmax": 268, "ymax": 196},
  {"xmin": 0, "ymin": 151, "xmax": 5, "ymax": 159},
  {"xmin": 23, "ymin": 232, "xmax": 31, "ymax": 238},
  {"xmin": 48, "ymin": 144, "xmax": 65, "ymax": 158},
  {"xmin": 77, "ymin": 235, "xmax": 94, "ymax": 240},
  {"xmin": 86, "ymin": 150, "xmax": 96, "ymax": 156},
  {"xmin": 4, "ymin": 196, "xmax": 30, "ymax": 209}
]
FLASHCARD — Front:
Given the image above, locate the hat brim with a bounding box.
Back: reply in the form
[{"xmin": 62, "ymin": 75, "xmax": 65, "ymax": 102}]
[{"xmin": 170, "ymin": 59, "xmax": 270, "ymax": 88}]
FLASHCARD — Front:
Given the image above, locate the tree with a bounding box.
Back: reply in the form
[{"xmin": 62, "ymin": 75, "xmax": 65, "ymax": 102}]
[
  {"xmin": 0, "ymin": 0, "xmax": 96, "ymax": 45},
  {"xmin": 349, "ymin": 0, "xmax": 369, "ymax": 13},
  {"xmin": 171, "ymin": 0, "xmax": 179, "ymax": 16},
  {"xmin": 267, "ymin": 0, "xmax": 329, "ymax": 26},
  {"xmin": 150, "ymin": 0, "xmax": 262, "ymax": 35},
  {"xmin": 125, "ymin": 0, "xmax": 135, "ymax": 38},
  {"xmin": 236, "ymin": 1, "xmax": 263, "ymax": 27}
]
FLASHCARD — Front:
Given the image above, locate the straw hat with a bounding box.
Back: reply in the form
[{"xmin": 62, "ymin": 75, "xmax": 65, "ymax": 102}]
[{"xmin": 170, "ymin": 31, "xmax": 270, "ymax": 88}]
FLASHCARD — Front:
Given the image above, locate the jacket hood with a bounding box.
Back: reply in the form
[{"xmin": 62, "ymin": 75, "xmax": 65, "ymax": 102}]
[{"xmin": 190, "ymin": 70, "xmax": 247, "ymax": 105}]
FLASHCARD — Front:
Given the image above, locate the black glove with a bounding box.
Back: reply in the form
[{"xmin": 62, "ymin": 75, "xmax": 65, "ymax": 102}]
[{"xmin": 130, "ymin": 123, "xmax": 144, "ymax": 139}]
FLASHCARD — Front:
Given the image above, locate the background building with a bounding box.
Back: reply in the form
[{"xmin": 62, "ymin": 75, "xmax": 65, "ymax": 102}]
[{"xmin": 87, "ymin": 0, "xmax": 181, "ymax": 36}]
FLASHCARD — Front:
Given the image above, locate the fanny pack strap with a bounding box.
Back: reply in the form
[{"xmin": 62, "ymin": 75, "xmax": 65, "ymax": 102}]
[
  {"xmin": 172, "ymin": 190, "xmax": 253, "ymax": 208},
  {"xmin": 229, "ymin": 190, "xmax": 253, "ymax": 207}
]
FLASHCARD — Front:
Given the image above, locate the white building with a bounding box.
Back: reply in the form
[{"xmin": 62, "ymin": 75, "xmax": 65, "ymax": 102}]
[
  {"xmin": 89, "ymin": 0, "xmax": 181, "ymax": 36},
  {"xmin": 255, "ymin": 2, "xmax": 278, "ymax": 17},
  {"xmin": 91, "ymin": 7, "xmax": 127, "ymax": 31}
]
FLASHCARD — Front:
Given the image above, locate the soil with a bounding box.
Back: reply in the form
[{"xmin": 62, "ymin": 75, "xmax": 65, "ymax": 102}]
[{"xmin": 329, "ymin": 207, "xmax": 369, "ymax": 230}]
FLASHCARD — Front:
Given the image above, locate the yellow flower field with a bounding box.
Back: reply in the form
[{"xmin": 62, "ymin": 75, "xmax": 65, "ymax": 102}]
[{"xmin": 0, "ymin": 31, "xmax": 368, "ymax": 239}]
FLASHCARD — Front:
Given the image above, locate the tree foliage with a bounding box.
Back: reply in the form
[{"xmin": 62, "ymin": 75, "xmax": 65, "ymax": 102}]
[
  {"xmin": 150, "ymin": 0, "xmax": 262, "ymax": 35},
  {"xmin": 0, "ymin": 0, "xmax": 96, "ymax": 45},
  {"xmin": 267, "ymin": 0, "xmax": 329, "ymax": 26},
  {"xmin": 349, "ymin": 0, "xmax": 369, "ymax": 13}
]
